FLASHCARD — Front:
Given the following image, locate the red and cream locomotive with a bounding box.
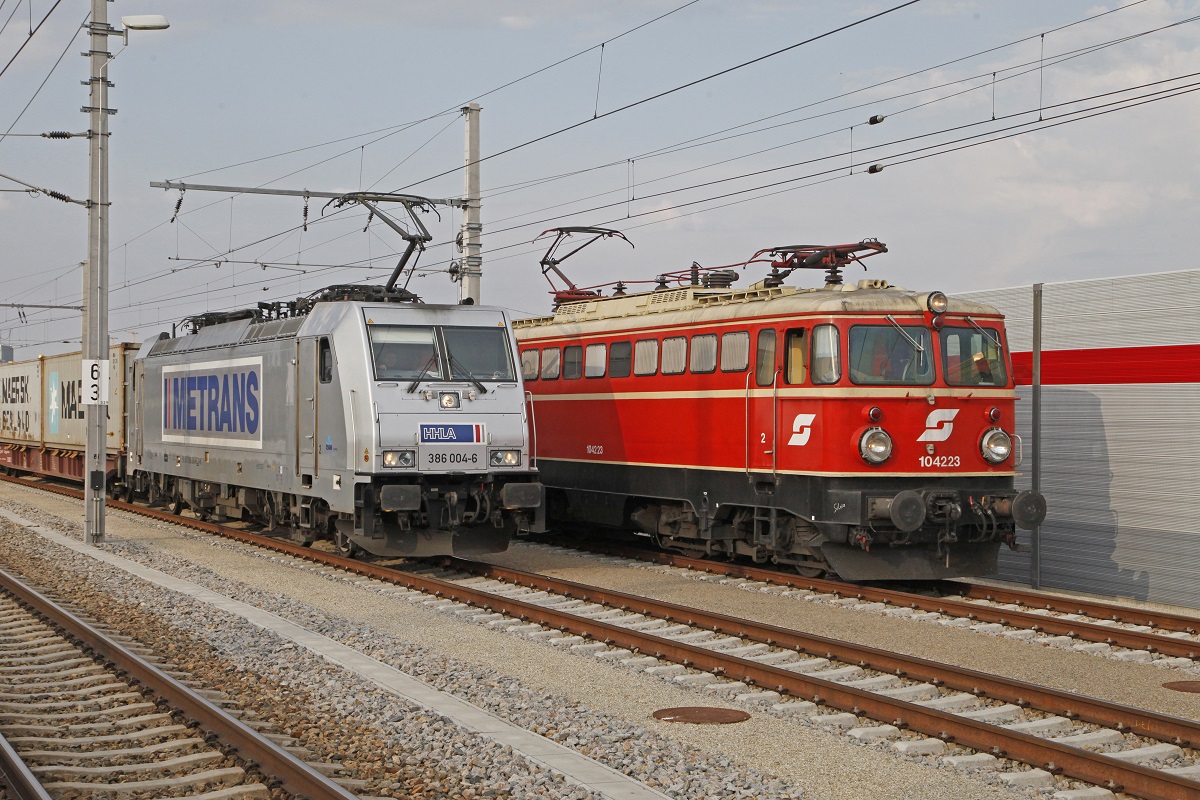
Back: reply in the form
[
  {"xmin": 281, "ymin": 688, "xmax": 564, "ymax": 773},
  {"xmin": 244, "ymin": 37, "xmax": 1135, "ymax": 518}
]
[{"xmin": 513, "ymin": 229, "xmax": 1045, "ymax": 581}]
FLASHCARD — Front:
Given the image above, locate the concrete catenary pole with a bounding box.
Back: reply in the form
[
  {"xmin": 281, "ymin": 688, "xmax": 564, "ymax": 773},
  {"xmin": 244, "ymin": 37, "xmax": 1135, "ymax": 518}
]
[
  {"xmin": 459, "ymin": 103, "xmax": 482, "ymax": 304},
  {"xmin": 83, "ymin": 0, "xmax": 114, "ymax": 544}
]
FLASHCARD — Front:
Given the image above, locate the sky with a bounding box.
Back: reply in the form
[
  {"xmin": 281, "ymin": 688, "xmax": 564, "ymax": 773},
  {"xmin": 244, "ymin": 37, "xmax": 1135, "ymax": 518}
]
[{"xmin": 1, "ymin": 0, "xmax": 1198, "ymax": 359}]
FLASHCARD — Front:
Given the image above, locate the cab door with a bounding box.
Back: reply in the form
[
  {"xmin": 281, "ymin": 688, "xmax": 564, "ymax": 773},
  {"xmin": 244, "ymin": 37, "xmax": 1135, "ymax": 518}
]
[
  {"xmin": 776, "ymin": 327, "xmax": 814, "ymax": 473},
  {"xmin": 747, "ymin": 328, "xmax": 779, "ymax": 481},
  {"xmin": 297, "ymin": 338, "xmax": 318, "ymax": 478}
]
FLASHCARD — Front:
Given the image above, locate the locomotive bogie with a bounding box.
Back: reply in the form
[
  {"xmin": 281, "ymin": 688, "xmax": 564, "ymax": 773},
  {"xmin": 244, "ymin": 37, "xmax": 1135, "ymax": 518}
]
[{"xmin": 516, "ymin": 277, "xmax": 1046, "ymax": 581}]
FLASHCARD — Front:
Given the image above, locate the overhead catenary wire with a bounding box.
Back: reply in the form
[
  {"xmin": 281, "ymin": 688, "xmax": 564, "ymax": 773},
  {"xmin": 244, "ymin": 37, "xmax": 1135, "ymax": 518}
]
[
  {"xmin": 394, "ymin": 0, "xmax": 926, "ymax": 193},
  {"xmin": 169, "ymin": 0, "xmax": 705, "ymax": 186},
  {"xmin": 15, "ymin": 62, "xmax": 1194, "ymax": 345},
  {"xmin": 109, "ymin": 0, "xmax": 1149, "ymax": 295},
  {"xmin": 7, "ymin": 3, "xmax": 1190, "ymax": 347},
  {"xmin": 0, "ymin": 0, "xmax": 66, "ymax": 83},
  {"xmin": 478, "ymin": 6, "xmax": 1196, "ymax": 206},
  {"xmin": 0, "ymin": 10, "xmax": 89, "ymax": 143}
]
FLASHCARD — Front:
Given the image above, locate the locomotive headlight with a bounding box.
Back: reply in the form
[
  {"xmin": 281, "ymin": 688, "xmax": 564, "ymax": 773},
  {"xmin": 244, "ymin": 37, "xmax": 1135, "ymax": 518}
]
[
  {"xmin": 980, "ymin": 428, "xmax": 1012, "ymax": 463},
  {"xmin": 439, "ymin": 391, "xmax": 461, "ymax": 409},
  {"xmin": 927, "ymin": 291, "xmax": 948, "ymax": 313},
  {"xmin": 490, "ymin": 449, "xmax": 521, "ymax": 467},
  {"xmin": 859, "ymin": 427, "xmax": 893, "ymax": 464},
  {"xmin": 382, "ymin": 449, "xmax": 416, "ymax": 468}
]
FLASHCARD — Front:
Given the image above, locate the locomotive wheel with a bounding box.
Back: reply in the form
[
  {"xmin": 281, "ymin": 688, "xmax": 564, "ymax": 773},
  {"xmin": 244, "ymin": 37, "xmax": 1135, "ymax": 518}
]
[
  {"xmin": 121, "ymin": 484, "xmax": 134, "ymax": 503},
  {"xmin": 333, "ymin": 529, "xmax": 359, "ymax": 559},
  {"xmin": 170, "ymin": 495, "xmax": 185, "ymax": 516},
  {"xmin": 262, "ymin": 500, "xmax": 279, "ymax": 532}
]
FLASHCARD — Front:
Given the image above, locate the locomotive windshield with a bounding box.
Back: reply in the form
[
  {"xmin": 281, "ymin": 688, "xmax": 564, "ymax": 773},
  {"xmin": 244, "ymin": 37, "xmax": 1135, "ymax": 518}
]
[
  {"xmin": 443, "ymin": 326, "xmax": 517, "ymax": 382},
  {"xmin": 848, "ymin": 325, "xmax": 935, "ymax": 386},
  {"xmin": 370, "ymin": 326, "xmax": 444, "ymax": 381},
  {"xmin": 369, "ymin": 324, "xmax": 516, "ymax": 383},
  {"xmin": 941, "ymin": 326, "xmax": 1007, "ymax": 386}
]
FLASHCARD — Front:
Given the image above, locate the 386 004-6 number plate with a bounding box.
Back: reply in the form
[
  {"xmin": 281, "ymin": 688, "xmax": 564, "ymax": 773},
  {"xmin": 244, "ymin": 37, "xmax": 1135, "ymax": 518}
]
[{"xmin": 420, "ymin": 446, "xmax": 484, "ymax": 468}]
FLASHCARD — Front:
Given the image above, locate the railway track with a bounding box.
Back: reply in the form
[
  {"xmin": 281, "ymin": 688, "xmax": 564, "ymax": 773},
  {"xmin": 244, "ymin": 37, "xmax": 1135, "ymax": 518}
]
[
  {"xmin": 0, "ymin": 563, "xmax": 359, "ymax": 800},
  {"xmin": 6, "ymin": 474, "xmax": 1200, "ymax": 799},
  {"xmin": 534, "ymin": 539, "xmax": 1200, "ymax": 666}
]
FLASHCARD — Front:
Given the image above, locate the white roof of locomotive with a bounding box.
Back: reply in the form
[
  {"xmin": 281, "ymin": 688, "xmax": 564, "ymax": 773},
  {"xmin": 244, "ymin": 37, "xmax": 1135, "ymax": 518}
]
[{"xmin": 514, "ymin": 278, "xmax": 1003, "ymax": 334}]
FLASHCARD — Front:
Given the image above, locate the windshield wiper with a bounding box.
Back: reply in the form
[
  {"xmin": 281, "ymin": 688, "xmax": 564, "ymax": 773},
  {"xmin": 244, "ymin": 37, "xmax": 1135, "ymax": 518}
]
[
  {"xmin": 964, "ymin": 316, "xmax": 1003, "ymax": 351},
  {"xmin": 406, "ymin": 355, "xmax": 439, "ymax": 393},
  {"xmin": 448, "ymin": 352, "xmax": 488, "ymax": 394},
  {"xmin": 884, "ymin": 315, "xmax": 925, "ymax": 352}
]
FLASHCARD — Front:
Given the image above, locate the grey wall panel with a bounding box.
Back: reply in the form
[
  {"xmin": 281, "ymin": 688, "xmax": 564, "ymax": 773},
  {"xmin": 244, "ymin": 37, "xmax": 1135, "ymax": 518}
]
[{"xmin": 964, "ymin": 272, "xmax": 1200, "ymax": 608}]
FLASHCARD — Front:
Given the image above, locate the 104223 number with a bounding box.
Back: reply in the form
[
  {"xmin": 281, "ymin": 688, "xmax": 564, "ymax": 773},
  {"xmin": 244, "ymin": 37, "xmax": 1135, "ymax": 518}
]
[{"xmin": 919, "ymin": 455, "xmax": 960, "ymax": 468}]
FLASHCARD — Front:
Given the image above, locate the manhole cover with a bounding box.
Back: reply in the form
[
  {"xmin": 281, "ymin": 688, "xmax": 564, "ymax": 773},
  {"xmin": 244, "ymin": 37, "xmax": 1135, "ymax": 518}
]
[
  {"xmin": 1163, "ymin": 681, "xmax": 1200, "ymax": 693},
  {"xmin": 652, "ymin": 707, "xmax": 751, "ymax": 724}
]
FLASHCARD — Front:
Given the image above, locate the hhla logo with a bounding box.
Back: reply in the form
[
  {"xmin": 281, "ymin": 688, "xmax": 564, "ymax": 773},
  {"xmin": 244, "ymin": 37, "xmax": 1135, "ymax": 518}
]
[{"xmin": 917, "ymin": 408, "xmax": 959, "ymax": 442}]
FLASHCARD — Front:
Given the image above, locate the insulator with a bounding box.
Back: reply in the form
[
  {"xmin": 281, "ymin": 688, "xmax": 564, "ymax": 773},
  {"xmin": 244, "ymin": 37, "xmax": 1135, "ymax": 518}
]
[
  {"xmin": 170, "ymin": 190, "xmax": 184, "ymax": 223},
  {"xmin": 867, "ymin": 164, "xmax": 885, "ymax": 174},
  {"xmin": 868, "ymin": 114, "xmax": 886, "ymax": 125},
  {"xmin": 47, "ymin": 190, "xmax": 73, "ymax": 203},
  {"xmin": 363, "ymin": 209, "xmax": 374, "ymax": 233},
  {"xmin": 302, "ymin": 198, "xmax": 309, "ymax": 232},
  {"xmin": 701, "ymin": 269, "xmax": 738, "ymax": 289},
  {"xmin": 42, "ymin": 131, "xmax": 73, "ymax": 139}
]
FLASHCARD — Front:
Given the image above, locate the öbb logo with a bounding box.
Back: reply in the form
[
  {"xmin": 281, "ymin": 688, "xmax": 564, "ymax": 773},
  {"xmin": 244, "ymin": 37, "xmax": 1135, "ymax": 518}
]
[
  {"xmin": 917, "ymin": 408, "xmax": 959, "ymax": 442},
  {"xmin": 787, "ymin": 413, "xmax": 816, "ymax": 446}
]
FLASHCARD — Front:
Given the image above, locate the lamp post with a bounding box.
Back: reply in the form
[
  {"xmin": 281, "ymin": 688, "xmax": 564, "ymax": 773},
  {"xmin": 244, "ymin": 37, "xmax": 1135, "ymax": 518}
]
[{"xmin": 82, "ymin": 3, "xmax": 168, "ymax": 545}]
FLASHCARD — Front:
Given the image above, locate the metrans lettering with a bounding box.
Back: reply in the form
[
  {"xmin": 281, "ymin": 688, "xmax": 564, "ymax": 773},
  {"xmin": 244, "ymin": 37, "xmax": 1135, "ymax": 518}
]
[{"xmin": 161, "ymin": 357, "xmax": 263, "ymax": 448}]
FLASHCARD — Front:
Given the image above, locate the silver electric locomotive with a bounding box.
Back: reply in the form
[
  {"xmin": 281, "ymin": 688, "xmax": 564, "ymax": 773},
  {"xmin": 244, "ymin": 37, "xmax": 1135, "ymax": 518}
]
[{"xmin": 128, "ymin": 285, "xmax": 542, "ymax": 556}]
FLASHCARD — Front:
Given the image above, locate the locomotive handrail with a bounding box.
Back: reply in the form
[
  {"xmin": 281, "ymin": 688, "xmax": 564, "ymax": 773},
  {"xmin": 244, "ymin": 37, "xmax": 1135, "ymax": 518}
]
[
  {"xmin": 347, "ymin": 390, "xmax": 359, "ymax": 471},
  {"xmin": 743, "ymin": 372, "xmax": 751, "ymax": 483},
  {"xmin": 1013, "ymin": 432, "xmax": 1024, "ymax": 468},
  {"xmin": 525, "ymin": 390, "xmax": 538, "ymax": 470},
  {"xmin": 771, "ymin": 368, "xmax": 780, "ymax": 482}
]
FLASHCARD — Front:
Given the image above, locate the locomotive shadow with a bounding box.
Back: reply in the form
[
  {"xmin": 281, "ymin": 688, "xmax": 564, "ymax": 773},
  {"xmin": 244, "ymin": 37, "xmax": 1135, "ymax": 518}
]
[{"xmin": 995, "ymin": 387, "xmax": 1150, "ymax": 601}]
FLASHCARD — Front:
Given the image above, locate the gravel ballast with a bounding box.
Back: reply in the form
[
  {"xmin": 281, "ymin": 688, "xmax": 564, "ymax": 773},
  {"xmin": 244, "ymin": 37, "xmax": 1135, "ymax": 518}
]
[{"xmin": 3, "ymin": 481, "xmax": 1167, "ymax": 799}]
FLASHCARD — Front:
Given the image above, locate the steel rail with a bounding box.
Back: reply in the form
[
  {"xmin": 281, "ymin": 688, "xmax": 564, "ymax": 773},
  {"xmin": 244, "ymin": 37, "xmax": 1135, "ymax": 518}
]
[
  {"xmin": 0, "ymin": 565, "xmax": 360, "ymax": 800},
  {"xmin": 0, "ymin": 732, "xmax": 53, "ymax": 800},
  {"xmin": 130, "ymin": 521, "xmax": 1200, "ymax": 800},
  {"xmin": 444, "ymin": 557, "xmax": 1200, "ymax": 745},
  {"xmin": 4, "ymin": 476, "xmax": 1199, "ymax": 799},
  {"xmin": 567, "ymin": 541, "xmax": 1200, "ymax": 659},
  {"xmin": 940, "ymin": 581, "xmax": 1200, "ymax": 635}
]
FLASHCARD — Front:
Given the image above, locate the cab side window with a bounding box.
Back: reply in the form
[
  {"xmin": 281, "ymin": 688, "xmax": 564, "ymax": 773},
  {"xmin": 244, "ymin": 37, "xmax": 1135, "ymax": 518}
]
[
  {"xmin": 755, "ymin": 329, "xmax": 777, "ymax": 386},
  {"xmin": 319, "ymin": 338, "xmax": 334, "ymax": 383},
  {"xmin": 811, "ymin": 324, "xmax": 841, "ymax": 385},
  {"xmin": 785, "ymin": 329, "xmax": 806, "ymax": 385}
]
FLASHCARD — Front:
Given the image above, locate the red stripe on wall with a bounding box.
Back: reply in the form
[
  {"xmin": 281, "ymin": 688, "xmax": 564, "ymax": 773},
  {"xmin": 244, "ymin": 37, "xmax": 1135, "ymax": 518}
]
[{"xmin": 1012, "ymin": 344, "xmax": 1200, "ymax": 386}]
